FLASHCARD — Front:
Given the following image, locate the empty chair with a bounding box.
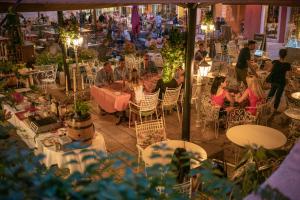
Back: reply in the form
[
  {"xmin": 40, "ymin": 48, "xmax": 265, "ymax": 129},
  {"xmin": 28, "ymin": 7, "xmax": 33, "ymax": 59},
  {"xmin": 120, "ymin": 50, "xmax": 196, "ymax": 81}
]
[
  {"xmin": 129, "ymin": 89, "xmax": 160, "ymax": 127},
  {"xmin": 135, "ymin": 119, "xmax": 166, "ymax": 166},
  {"xmin": 227, "ymin": 108, "xmax": 256, "ymax": 129},
  {"xmin": 41, "ymin": 65, "xmax": 58, "ymax": 92},
  {"xmin": 161, "ymin": 85, "xmax": 182, "ymax": 127}
]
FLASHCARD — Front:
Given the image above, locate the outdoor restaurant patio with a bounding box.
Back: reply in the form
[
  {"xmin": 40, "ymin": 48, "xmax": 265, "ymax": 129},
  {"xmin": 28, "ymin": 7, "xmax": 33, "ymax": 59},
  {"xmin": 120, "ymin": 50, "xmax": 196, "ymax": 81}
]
[{"xmin": 0, "ymin": 0, "xmax": 300, "ymax": 199}]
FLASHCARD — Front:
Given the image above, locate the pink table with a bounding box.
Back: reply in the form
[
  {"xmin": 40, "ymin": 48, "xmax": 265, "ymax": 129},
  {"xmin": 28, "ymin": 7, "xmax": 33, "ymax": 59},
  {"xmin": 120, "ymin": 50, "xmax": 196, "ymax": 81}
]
[{"xmin": 90, "ymin": 85, "xmax": 131, "ymax": 113}]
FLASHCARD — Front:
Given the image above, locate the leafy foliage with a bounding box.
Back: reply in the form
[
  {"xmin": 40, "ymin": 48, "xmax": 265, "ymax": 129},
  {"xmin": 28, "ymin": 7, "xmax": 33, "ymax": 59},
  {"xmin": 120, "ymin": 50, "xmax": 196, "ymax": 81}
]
[
  {"xmin": 232, "ymin": 146, "xmax": 288, "ymax": 197},
  {"xmin": 73, "ymin": 100, "xmax": 90, "ymax": 119},
  {"xmin": 203, "ymin": 10, "xmax": 214, "ymax": 25},
  {"xmin": 78, "ymin": 49, "xmax": 98, "ymax": 62},
  {"xmin": 161, "ymin": 28, "xmax": 186, "ymax": 82},
  {"xmin": 35, "ymin": 52, "xmax": 64, "ymax": 71}
]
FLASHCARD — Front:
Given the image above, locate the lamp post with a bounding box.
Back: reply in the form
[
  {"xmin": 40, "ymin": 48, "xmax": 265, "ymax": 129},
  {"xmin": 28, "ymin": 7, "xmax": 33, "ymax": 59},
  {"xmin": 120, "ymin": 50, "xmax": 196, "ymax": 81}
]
[
  {"xmin": 65, "ymin": 35, "xmax": 83, "ymax": 111},
  {"xmin": 201, "ymin": 23, "xmax": 215, "ymax": 50},
  {"xmin": 195, "ymin": 60, "xmax": 211, "ymax": 128}
]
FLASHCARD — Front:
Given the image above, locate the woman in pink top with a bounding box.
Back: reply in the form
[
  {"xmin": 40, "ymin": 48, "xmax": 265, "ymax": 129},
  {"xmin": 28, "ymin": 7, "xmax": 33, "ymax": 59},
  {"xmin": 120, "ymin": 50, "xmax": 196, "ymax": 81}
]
[
  {"xmin": 235, "ymin": 76, "xmax": 265, "ymax": 115},
  {"xmin": 211, "ymin": 76, "xmax": 234, "ymax": 108}
]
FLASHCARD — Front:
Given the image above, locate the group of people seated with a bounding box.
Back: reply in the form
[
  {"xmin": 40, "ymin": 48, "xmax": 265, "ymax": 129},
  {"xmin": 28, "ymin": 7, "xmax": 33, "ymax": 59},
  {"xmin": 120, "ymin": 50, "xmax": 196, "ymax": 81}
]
[
  {"xmin": 211, "ymin": 75, "xmax": 265, "ymax": 117},
  {"xmin": 211, "ymin": 46, "xmax": 292, "ymax": 118},
  {"xmin": 94, "ymin": 53, "xmax": 162, "ymax": 104}
]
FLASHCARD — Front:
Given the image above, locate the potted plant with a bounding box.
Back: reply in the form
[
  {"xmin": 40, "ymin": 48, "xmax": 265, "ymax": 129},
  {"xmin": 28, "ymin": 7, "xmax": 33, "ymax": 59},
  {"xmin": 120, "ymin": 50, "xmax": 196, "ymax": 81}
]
[{"xmin": 67, "ymin": 100, "xmax": 94, "ymax": 145}]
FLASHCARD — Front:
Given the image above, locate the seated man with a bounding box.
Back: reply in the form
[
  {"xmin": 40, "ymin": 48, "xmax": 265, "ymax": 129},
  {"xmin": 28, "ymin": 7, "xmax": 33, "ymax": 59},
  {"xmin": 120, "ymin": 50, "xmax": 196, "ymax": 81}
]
[
  {"xmin": 141, "ymin": 54, "xmax": 158, "ymax": 75},
  {"xmin": 114, "ymin": 57, "xmax": 129, "ymax": 81},
  {"xmin": 95, "ymin": 62, "xmax": 114, "ymax": 86},
  {"xmin": 154, "ymin": 72, "xmax": 185, "ymax": 99}
]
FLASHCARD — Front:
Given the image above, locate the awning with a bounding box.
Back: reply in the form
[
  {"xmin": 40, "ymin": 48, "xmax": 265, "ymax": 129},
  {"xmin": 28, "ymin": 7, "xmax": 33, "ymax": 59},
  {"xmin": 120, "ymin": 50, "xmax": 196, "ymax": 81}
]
[{"xmin": 0, "ymin": 0, "xmax": 299, "ymax": 12}]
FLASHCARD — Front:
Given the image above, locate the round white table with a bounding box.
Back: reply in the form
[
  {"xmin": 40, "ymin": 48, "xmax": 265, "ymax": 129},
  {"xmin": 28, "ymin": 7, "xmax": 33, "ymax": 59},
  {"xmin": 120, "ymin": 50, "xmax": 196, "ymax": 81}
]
[
  {"xmin": 142, "ymin": 140, "xmax": 207, "ymax": 169},
  {"xmin": 284, "ymin": 108, "xmax": 300, "ymax": 134},
  {"xmin": 291, "ymin": 92, "xmax": 300, "ymax": 101},
  {"xmin": 226, "ymin": 125, "xmax": 287, "ymax": 149}
]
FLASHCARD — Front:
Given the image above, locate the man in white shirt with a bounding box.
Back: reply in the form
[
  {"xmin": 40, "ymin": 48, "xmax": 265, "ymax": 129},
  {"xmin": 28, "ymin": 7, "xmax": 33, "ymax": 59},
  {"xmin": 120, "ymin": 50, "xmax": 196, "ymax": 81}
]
[{"xmin": 122, "ymin": 28, "xmax": 131, "ymax": 42}]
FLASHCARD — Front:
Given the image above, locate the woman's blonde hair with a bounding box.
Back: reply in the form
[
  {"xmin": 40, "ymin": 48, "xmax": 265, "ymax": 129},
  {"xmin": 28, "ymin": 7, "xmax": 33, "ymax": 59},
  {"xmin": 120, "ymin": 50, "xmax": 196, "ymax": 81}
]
[{"xmin": 246, "ymin": 76, "xmax": 265, "ymax": 99}]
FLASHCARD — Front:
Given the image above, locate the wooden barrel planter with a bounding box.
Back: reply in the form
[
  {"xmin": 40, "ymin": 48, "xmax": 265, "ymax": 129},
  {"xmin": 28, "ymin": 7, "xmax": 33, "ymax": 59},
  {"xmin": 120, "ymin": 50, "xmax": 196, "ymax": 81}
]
[{"xmin": 67, "ymin": 115, "xmax": 95, "ymax": 145}]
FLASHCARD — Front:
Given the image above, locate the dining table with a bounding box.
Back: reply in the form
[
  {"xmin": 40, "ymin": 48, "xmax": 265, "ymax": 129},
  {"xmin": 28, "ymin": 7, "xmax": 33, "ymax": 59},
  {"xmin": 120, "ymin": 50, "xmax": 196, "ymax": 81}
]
[
  {"xmin": 90, "ymin": 75, "xmax": 160, "ymax": 114},
  {"xmin": 90, "ymin": 83, "xmax": 131, "ymax": 113},
  {"xmin": 284, "ymin": 108, "xmax": 300, "ymax": 134},
  {"xmin": 226, "ymin": 125, "xmax": 287, "ymax": 150},
  {"xmin": 3, "ymin": 103, "xmax": 107, "ymax": 173},
  {"xmin": 142, "ymin": 140, "xmax": 207, "ymax": 169}
]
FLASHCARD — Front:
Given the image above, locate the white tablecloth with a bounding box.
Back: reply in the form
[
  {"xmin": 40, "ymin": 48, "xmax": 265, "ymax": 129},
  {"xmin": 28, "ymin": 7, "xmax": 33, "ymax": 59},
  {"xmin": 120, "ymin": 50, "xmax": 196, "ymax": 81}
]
[
  {"xmin": 3, "ymin": 104, "xmax": 107, "ymax": 173},
  {"xmin": 37, "ymin": 133, "xmax": 106, "ymax": 173}
]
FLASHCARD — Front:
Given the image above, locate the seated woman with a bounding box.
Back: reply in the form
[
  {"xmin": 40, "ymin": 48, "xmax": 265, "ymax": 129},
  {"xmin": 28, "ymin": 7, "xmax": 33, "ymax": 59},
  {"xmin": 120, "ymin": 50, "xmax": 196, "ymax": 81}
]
[
  {"xmin": 235, "ymin": 76, "xmax": 265, "ymax": 115},
  {"xmin": 126, "ymin": 69, "xmax": 144, "ymax": 104},
  {"xmin": 170, "ymin": 148, "xmax": 190, "ymax": 184},
  {"xmin": 211, "ymin": 76, "xmax": 234, "ymax": 109}
]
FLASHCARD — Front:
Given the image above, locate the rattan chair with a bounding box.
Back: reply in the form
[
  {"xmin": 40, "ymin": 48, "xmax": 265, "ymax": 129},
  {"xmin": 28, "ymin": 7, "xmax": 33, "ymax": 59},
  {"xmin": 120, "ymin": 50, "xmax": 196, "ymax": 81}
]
[
  {"xmin": 161, "ymin": 85, "xmax": 182, "ymax": 127},
  {"xmin": 135, "ymin": 119, "xmax": 166, "ymax": 166},
  {"xmin": 129, "ymin": 89, "xmax": 160, "ymax": 128},
  {"xmin": 199, "ymin": 99, "xmax": 222, "ymax": 138},
  {"xmin": 180, "ymin": 84, "xmax": 201, "ymax": 114},
  {"xmin": 156, "ymin": 179, "xmax": 192, "ymax": 198},
  {"xmin": 41, "ymin": 64, "xmax": 57, "ymax": 92},
  {"xmin": 227, "ymin": 108, "xmax": 257, "ymax": 129}
]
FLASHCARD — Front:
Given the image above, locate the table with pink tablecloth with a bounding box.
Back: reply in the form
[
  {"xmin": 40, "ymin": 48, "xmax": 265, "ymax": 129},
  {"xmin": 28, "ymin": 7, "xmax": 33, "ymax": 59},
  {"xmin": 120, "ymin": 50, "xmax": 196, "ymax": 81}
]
[{"xmin": 90, "ymin": 86, "xmax": 131, "ymax": 113}]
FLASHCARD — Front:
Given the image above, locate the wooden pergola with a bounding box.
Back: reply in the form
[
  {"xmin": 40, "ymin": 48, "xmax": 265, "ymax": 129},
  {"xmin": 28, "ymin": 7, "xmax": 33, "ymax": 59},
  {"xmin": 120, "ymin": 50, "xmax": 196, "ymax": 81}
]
[
  {"xmin": 1, "ymin": 0, "xmax": 299, "ymax": 141},
  {"xmin": 0, "ymin": 0, "xmax": 299, "ymax": 12}
]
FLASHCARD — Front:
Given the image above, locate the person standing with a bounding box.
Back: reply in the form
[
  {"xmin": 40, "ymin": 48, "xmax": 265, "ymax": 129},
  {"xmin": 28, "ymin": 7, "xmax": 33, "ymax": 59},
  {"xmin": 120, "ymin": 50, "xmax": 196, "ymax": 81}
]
[
  {"xmin": 155, "ymin": 12, "xmax": 163, "ymax": 37},
  {"xmin": 267, "ymin": 49, "xmax": 291, "ymax": 111},
  {"xmin": 236, "ymin": 40, "xmax": 258, "ymax": 86}
]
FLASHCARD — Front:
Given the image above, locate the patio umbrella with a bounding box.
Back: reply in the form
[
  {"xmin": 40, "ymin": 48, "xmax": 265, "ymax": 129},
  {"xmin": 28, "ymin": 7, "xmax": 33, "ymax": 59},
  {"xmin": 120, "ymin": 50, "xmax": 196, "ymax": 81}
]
[{"xmin": 131, "ymin": 5, "xmax": 140, "ymax": 39}]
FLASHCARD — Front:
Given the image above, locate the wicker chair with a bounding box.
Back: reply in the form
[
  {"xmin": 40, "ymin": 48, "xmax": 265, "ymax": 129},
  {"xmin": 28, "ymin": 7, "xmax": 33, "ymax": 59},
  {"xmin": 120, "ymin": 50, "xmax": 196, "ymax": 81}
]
[
  {"xmin": 256, "ymin": 101, "xmax": 273, "ymax": 125},
  {"xmin": 157, "ymin": 179, "xmax": 192, "ymax": 198},
  {"xmin": 227, "ymin": 108, "xmax": 257, "ymax": 129},
  {"xmin": 161, "ymin": 85, "xmax": 182, "ymax": 127},
  {"xmin": 135, "ymin": 119, "xmax": 166, "ymax": 166},
  {"xmin": 129, "ymin": 90, "xmax": 160, "ymax": 128},
  {"xmin": 41, "ymin": 64, "xmax": 58, "ymax": 92},
  {"xmin": 180, "ymin": 84, "xmax": 201, "ymax": 114},
  {"xmin": 199, "ymin": 99, "xmax": 222, "ymax": 138},
  {"xmin": 85, "ymin": 65, "xmax": 96, "ymax": 86}
]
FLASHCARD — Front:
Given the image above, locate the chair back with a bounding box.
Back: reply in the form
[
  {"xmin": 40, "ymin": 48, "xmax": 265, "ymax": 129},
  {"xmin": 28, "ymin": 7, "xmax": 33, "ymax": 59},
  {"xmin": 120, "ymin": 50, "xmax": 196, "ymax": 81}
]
[
  {"xmin": 0, "ymin": 42, "xmax": 8, "ymax": 62},
  {"xmin": 162, "ymin": 85, "xmax": 182, "ymax": 106},
  {"xmin": 202, "ymin": 101, "xmax": 220, "ymax": 121},
  {"xmin": 135, "ymin": 118, "xmax": 166, "ymax": 149},
  {"xmin": 45, "ymin": 64, "xmax": 58, "ymax": 80},
  {"xmin": 139, "ymin": 89, "xmax": 160, "ymax": 112},
  {"xmin": 173, "ymin": 180, "xmax": 192, "ymax": 198},
  {"xmin": 227, "ymin": 108, "xmax": 255, "ymax": 128}
]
